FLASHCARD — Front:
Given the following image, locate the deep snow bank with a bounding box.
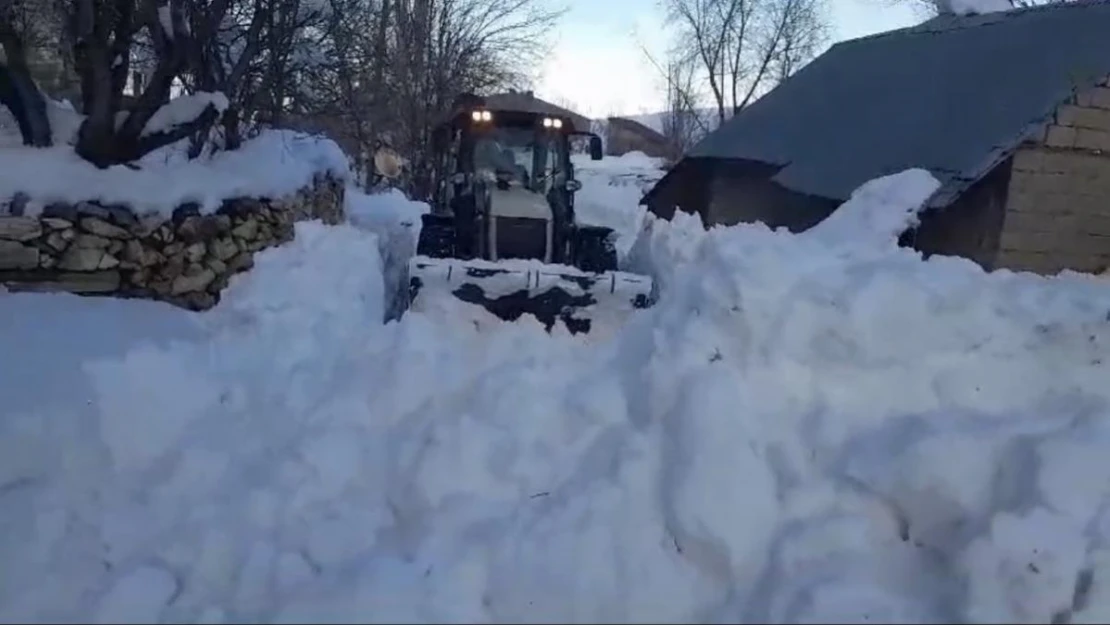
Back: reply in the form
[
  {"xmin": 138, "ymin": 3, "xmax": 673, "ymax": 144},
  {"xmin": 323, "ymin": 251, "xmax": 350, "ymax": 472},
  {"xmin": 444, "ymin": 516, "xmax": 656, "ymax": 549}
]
[
  {"xmin": 0, "ymin": 221, "xmax": 385, "ymax": 623},
  {"xmin": 5, "ymin": 169, "xmax": 1110, "ymax": 623},
  {"xmin": 619, "ymin": 169, "xmax": 1110, "ymax": 622}
]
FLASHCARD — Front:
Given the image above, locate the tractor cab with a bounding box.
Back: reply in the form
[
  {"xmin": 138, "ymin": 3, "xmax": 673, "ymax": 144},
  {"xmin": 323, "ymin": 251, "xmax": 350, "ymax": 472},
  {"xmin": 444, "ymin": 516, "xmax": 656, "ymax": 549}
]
[{"xmin": 433, "ymin": 100, "xmax": 601, "ymax": 193}]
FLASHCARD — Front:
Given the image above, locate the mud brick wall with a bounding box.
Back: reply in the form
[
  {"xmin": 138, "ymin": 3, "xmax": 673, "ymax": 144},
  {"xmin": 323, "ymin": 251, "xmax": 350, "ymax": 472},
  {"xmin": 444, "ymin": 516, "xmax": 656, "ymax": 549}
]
[{"xmin": 997, "ymin": 79, "xmax": 1110, "ymax": 274}]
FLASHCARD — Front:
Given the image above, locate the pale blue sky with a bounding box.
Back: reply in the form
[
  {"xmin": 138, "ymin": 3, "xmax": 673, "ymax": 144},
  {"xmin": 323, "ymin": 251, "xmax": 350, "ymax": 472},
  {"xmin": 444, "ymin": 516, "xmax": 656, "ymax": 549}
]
[{"xmin": 536, "ymin": 0, "xmax": 924, "ymax": 117}]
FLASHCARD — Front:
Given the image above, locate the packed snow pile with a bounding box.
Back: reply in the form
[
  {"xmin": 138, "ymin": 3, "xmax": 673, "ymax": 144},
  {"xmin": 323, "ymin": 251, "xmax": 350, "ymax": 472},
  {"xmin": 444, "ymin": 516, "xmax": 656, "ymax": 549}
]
[
  {"xmin": 345, "ymin": 187, "xmax": 428, "ymax": 319},
  {"xmin": 6, "ymin": 165, "xmax": 1110, "ymax": 623},
  {"xmin": 572, "ymin": 151, "xmax": 665, "ymax": 260},
  {"xmin": 0, "ymin": 128, "xmax": 348, "ymax": 216},
  {"xmin": 141, "ymin": 92, "xmax": 230, "ymax": 138}
]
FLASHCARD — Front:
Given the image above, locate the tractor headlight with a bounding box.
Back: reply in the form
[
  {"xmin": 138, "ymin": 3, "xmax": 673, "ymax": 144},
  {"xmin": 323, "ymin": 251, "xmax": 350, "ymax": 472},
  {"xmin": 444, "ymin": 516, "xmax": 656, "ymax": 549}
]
[
  {"xmin": 553, "ymin": 118, "xmax": 563, "ymax": 129},
  {"xmin": 542, "ymin": 117, "xmax": 553, "ymax": 128},
  {"xmin": 472, "ymin": 110, "xmax": 493, "ymax": 122}
]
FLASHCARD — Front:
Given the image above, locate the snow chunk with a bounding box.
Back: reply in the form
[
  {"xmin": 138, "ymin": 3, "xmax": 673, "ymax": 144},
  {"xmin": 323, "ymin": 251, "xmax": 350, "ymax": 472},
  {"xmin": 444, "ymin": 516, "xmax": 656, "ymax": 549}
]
[
  {"xmin": 962, "ymin": 508, "xmax": 1089, "ymax": 623},
  {"xmin": 346, "ymin": 187, "xmax": 427, "ymax": 233},
  {"xmin": 345, "ymin": 188, "xmax": 427, "ymax": 319},
  {"xmin": 142, "ymin": 92, "xmax": 229, "ymax": 137},
  {"xmin": 0, "ymin": 129, "xmax": 349, "ymax": 217},
  {"xmin": 94, "ymin": 565, "xmax": 178, "ymax": 624}
]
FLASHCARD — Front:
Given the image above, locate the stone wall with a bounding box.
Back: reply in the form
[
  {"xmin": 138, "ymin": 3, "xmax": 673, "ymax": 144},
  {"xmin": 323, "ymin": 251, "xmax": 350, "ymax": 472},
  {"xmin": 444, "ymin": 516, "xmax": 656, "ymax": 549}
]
[
  {"xmin": 996, "ymin": 78, "xmax": 1110, "ymax": 274},
  {"xmin": 0, "ymin": 175, "xmax": 344, "ymax": 309}
]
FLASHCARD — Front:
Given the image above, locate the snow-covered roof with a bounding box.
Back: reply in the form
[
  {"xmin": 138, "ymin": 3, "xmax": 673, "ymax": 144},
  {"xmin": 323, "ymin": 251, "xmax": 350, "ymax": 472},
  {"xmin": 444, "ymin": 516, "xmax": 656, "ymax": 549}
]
[{"xmin": 662, "ymin": 0, "xmax": 1110, "ymax": 208}]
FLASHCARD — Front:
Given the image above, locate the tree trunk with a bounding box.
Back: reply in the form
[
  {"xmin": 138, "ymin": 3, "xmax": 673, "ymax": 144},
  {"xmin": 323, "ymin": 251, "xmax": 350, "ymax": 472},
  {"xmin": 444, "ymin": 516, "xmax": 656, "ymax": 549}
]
[{"xmin": 0, "ymin": 31, "xmax": 53, "ymax": 147}]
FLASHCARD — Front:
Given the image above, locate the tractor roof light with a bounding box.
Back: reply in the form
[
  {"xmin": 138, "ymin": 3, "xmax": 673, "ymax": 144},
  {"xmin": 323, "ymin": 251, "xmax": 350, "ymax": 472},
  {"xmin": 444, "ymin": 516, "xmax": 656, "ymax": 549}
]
[
  {"xmin": 471, "ymin": 110, "xmax": 493, "ymax": 122},
  {"xmin": 553, "ymin": 118, "xmax": 563, "ymax": 129},
  {"xmin": 542, "ymin": 117, "xmax": 553, "ymax": 128}
]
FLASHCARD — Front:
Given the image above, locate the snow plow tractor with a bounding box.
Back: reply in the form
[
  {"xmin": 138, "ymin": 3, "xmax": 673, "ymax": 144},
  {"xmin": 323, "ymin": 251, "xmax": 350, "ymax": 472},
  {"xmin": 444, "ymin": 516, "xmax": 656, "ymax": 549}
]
[{"xmin": 405, "ymin": 92, "xmax": 655, "ymax": 334}]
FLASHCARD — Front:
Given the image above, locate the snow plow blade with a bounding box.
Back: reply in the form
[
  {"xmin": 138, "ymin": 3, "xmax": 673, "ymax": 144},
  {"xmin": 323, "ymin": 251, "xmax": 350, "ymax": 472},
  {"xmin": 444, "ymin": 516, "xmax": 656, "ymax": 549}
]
[{"xmin": 407, "ymin": 256, "xmax": 654, "ymax": 334}]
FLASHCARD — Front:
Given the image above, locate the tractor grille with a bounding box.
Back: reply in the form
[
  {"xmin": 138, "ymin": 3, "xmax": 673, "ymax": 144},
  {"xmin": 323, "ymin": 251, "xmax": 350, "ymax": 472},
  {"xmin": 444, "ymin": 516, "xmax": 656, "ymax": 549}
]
[{"xmin": 495, "ymin": 216, "xmax": 548, "ymax": 260}]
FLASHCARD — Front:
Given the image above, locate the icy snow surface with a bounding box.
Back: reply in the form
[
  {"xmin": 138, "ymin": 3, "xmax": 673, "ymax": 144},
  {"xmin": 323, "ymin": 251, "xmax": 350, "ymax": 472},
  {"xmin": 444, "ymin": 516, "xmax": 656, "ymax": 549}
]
[{"xmin": 5, "ymin": 160, "xmax": 1110, "ymax": 624}]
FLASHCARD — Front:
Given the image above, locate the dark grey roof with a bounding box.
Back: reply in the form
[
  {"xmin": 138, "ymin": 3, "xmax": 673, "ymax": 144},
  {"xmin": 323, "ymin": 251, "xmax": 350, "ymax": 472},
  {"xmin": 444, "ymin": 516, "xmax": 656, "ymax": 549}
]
[{"xmin": 678, "ymin": 0, "xmax": 1110, "ymax": 207}]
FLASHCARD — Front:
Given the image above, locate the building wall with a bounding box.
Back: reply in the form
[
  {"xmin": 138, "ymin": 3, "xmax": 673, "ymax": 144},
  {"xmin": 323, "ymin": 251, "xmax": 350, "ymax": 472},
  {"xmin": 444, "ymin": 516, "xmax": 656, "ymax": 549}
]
[
  {"xmin": 907, "ymin": 161, "xmax": 1011, "ymax": 269},
  {"xmin": 704, "ymin": 163, "xmax": 837, "ymax": 233},
  {"xmin": 996, "ymin": 79, "xmax": 1110, "ymax": 274},
  {"xmin": 644, "ymin": 160, "xmax": 714, "ymax": 221}
]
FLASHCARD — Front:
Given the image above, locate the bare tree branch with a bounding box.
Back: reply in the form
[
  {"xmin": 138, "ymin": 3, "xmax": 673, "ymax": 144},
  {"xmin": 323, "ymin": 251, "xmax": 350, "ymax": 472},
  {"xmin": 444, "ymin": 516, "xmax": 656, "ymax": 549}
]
[{"xmin": 664, "ymin": 0, "xmax": 827, "ymax": 123}]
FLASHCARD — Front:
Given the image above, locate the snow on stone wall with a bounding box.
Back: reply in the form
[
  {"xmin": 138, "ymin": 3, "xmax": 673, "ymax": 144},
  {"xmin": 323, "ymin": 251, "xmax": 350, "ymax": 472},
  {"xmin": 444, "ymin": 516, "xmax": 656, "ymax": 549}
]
[{"xmin": 0, "ymin": 176, "xmax": 345, "ymax": 310}]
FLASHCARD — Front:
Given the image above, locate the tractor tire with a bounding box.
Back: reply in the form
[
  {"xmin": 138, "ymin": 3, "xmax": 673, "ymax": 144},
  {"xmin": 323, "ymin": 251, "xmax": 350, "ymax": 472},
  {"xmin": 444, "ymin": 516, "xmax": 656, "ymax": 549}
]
[
  {"xmin": 573, "ymin": 225, "xmax": 618, "ymax": 273},
  {"xmin": 416, "ymin": 214, "xmax": 457, "ymax": 258}
]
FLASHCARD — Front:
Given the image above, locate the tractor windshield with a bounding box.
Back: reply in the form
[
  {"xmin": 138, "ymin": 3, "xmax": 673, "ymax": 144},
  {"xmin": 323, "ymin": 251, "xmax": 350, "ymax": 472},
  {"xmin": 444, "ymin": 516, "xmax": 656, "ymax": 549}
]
[{"xmin": 473, "ymin": 125, "xmax": 564, "ymax": 192}]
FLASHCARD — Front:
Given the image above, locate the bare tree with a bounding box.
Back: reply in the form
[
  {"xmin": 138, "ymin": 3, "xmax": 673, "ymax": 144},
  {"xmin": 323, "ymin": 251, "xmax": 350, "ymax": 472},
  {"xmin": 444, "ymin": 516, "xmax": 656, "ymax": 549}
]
[
  {"xmin": 664, "ymin": 0, "xmax": 827, "ymax": 124},
  {"xmin": 304, "ymin": 0, "xmax": 562, "ymax": 194},
  {"xmin": 63, "ymin": 0, "xmax": 218, "ymax": 166},
  {"xmin": 636, "ymin": 39, "xmax": 709, "ymax": 161},
  {"xmin": 0, "ymin": 0, "xmax": 55, "ymax": 146},
  {"xmin": 660, "ymin": 55, "xmax": 703, "ymax": 161}
]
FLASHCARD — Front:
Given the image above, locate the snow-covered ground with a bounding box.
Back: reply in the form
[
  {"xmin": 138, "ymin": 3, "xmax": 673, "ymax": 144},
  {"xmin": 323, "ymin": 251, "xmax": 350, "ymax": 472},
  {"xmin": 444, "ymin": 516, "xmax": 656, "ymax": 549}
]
[{"xmin": 5, "ymin": 152, "xmax": 1110, "ymax": 624}]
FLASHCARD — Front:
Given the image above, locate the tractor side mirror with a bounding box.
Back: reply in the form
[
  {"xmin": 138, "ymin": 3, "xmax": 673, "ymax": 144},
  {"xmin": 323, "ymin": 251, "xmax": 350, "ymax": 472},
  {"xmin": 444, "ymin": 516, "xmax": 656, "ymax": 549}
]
[
  {"xmin": 565, "ymin": 179, "xmax": 583, "ymax": 192},
  {"xmin": 589, "ymin": 135, "xmax": 603, "ymax": 160}
]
